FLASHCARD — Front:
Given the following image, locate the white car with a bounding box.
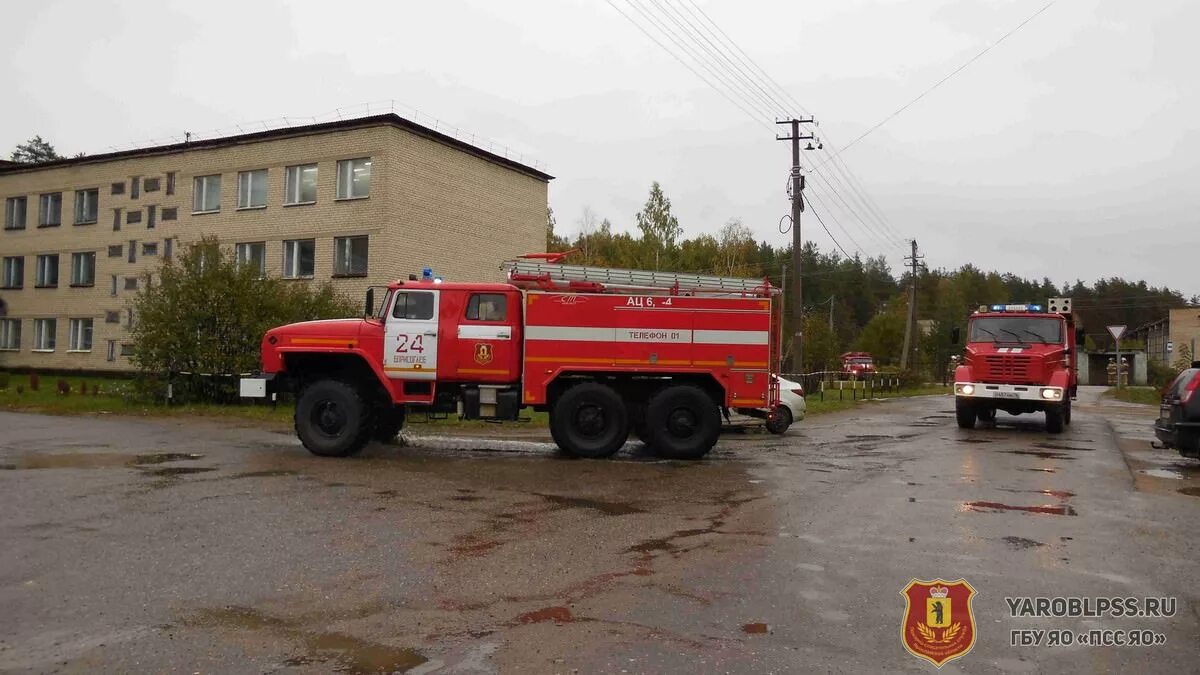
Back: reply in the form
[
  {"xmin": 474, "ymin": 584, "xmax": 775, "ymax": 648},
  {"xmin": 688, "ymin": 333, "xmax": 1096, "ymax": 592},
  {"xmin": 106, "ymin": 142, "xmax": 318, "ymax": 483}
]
[{"xmin": 732, "ymin": 376, "xmax": 807, "ymax": 434}]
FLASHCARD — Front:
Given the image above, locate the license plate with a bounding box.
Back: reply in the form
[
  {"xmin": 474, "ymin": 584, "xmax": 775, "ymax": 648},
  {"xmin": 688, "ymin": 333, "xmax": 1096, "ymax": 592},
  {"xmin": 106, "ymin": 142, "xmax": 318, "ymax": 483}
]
[
  {"xmin": 1160, "ymin": 405, "xmax": 1172, "ymax": 421},
  {"xmin": 996, "ymin": 392, "xmax": 1019, "ymax": 399}
]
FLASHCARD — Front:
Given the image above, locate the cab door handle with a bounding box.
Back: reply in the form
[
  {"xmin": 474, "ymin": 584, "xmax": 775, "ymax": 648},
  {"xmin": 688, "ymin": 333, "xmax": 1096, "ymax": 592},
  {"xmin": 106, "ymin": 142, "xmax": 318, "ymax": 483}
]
[
  {"xmin": 497, "ymin": 332, "xmax": 511, "ymax": 338},
  {"xmin": 423, "ymin": 331, "xmax": 437, "ymax": 337}
]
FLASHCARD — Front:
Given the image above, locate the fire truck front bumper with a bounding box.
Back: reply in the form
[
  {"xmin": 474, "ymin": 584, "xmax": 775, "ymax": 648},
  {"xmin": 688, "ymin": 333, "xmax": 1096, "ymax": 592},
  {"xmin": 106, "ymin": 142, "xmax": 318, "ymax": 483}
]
[
  {"xmin": 954, "ymin": 382, "xmax": 1065, "ymax": 403},
  {"xmin": 239, "ymin": 373, "xmax": 282, "ymax": 398}
]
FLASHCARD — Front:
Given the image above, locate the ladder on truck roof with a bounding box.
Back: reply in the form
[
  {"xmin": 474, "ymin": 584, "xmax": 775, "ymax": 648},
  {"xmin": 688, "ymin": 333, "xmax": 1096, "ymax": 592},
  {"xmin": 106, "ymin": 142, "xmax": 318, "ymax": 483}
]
[{"xmin": 502, "ymin": 255, "xmax": 778, "ymax": 297}]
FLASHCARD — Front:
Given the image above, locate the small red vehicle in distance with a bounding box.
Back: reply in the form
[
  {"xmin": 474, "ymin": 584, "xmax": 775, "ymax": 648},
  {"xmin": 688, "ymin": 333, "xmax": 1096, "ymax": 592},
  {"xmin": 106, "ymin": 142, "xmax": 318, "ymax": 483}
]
[
  {"xmin": 240, "ymin": 254, "xmax": 783, "ymax": 460},
  {"xmin": 840, "ymin": 352, "xmax": 876, "ymax": 379}
]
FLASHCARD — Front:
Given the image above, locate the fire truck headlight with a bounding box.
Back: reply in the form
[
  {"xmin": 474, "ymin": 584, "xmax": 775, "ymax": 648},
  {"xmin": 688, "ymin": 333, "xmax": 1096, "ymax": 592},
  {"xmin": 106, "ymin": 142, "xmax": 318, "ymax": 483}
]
[
  {"xmin": 956, "ymin": 384, "xmax": 975, "ymax": 396},
  {"xmin": 1041, "ymin": 388, "xmax": 1062, "ymax": 400}
]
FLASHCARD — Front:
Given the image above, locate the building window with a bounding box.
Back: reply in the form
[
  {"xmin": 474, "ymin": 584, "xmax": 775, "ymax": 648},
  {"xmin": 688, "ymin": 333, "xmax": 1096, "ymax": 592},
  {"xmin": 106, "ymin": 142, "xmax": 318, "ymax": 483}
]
[
  {"xmin": 333, "ymin": 236, "xmax": 368, "ymax": 277},
  {"xmin": 107, "ymin": 339, "xmax": 116, "ymax": 361},
  {"xmin": 144, "ymin": 177, "xmax": 160, "ymax": 193},
  {"xmin": 142, "ymin": 242, "xmax": 158, "ymax": 256},
  {"xmin": 166, "ymin": 171, "xmax": 176, "ymax": 196},
  {"xmin": 335, "ymin": 158, "xmax": 371, "ymax": 199},
  {"xmin": 237, "ymin": 169, "xmax": 268, "ymax": 209},
  {"xmin": 282, "ymin": 239, "xmax": 315, "ymax": 278},
  {"xmin": 38, "ymin": 192, "xmax": 62, "ymax": 227},
  {"xmin": 466, "ymin": 293, "xmax": 508, "ymax": 322},
  {"xmin": 105, "ymin": 310, "xmax": 120, "ymax": 323},
  {"xmin": 112, "ymin": 208, "xmax": 122, "ymax": 231},
  {"xmin": 124, "ymin": 277, "xmax": 138, "ymax": 291},
  {"xmin": 147, "ymin": 205, "xmax": 157, "ymax": 229},
  {"xmin": 193, "ymin": 174, "xmax": 221, "ymax": 213},
  {"xmin": 108, "ymin": 244, "xmax": 123, "ymax": 258},
  {"xmin": 35, "ymin": 254, "xmax": 59, "ymax": 288},
  {"xmin": 5, "ymin": 196, "xmax": 27, "ymax": 230},
  {"xmin": 128, "ymin": 240, "xmax": 137, "ymax": 263},
  {"xmin": 70, "ymin": 252, "xmax": 96, "ymax": 287},
  {"xmin": 0, "ymin": 319, "xmax": 20, "ymax": 351},
  {"xmin": 120, "ymin": 343, "xmax": 134, "ymax": 357},
  {"xmin": 127, "ymin": 210, "xmax": 142, "ymax": 224},
  {"xmin": 164, "ymin": 238, "xmax": 173, "ymax": 260},
  {"xmin": 68, "ymin": 318, "xmax": 93, "ymax": 352},
  {"xmin": 236, "ymin": 242, "xmax": 267, "ymax": 277},
  {"xmin": 162, "ymin": 207, "xmax": 177, "ymax": 221},
  {"xmin": 126, "ymin": 308, "xmax": 135, "ymax": 328},
  {"xmin": 111, "ymin": 181, "xmax": 125, "ymax": 195},
  {"xmin": 33, "ymin": 318, "xmax": 56, "ymax": 351},
  {"xmin": 2, "ymin": 256, "xmax": 23, "ymax": 289},
  {"xmin": 74, "ymin": 189, "xmax": 99, "ymax": 224},
  {"xmin": 131, "ymin": 176, "xmax": 141, "ymax": 199},
  {"xmin": 285, "ymin": 164, "xmax": 318, "ymax": 204},
  {"xmin": 110, "ymin": 275, "xmax": 118, "ymax": 296}
]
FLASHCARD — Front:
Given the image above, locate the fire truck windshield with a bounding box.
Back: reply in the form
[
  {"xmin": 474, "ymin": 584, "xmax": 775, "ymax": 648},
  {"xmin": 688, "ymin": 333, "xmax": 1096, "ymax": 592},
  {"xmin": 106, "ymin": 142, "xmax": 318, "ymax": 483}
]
[{"xmin": 969, "ymin": 317, "xmax": 1063, "ymax": 344}]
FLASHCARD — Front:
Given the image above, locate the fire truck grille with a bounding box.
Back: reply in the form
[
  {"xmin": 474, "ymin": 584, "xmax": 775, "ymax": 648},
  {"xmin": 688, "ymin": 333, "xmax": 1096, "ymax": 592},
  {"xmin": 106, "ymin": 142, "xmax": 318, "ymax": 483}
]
[{"xmin": 983, "ymin": 354, "xmax": 1036, "ymax": 383}]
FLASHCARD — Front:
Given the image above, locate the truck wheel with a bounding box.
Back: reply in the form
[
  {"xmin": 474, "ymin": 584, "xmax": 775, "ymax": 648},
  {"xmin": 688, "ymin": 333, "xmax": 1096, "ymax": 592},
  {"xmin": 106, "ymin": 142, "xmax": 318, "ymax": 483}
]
[
  {"xmin": 955, "ymin": 401, "xmax": 976, "ymax": 429},
  {"xmin": 1063, "ymin": 399, "xmax": 1072, "ymax": 426},
  {"xmin": 646, "ymin": 385, "xmax": 721, "ymax": 459},
  {"xmin": 295, "ymin": 380, "xmax": 375, "ymax": 457},
  {"xmin": 550, "ymin": 382, "xmax": 629, "ymax": 459},
  {"xmin": 373, "ymin": 406, "xmax": 406, "ymax": 443},
  {"xmin": 765, "ymin": 405, "xmax": 792, "ymax": 435},
  {"xmin": 977, "ymin": 408, "xmax": 996, "ymax": 423},
  {"xmin": 1045, "ymin": 406, "xmax": 1065, "ymax": 434}
]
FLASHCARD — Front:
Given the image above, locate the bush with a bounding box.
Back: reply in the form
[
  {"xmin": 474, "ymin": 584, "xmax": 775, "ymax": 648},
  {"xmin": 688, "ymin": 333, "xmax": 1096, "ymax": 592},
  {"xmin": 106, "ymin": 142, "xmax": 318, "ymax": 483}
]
[
  {"xmin": 1148, "ymin": 360, "xmax": 1179, "ymax": 390},
  {"xmin": 130, "ymin": 236, "xmax": 360, "ymax": 403}
]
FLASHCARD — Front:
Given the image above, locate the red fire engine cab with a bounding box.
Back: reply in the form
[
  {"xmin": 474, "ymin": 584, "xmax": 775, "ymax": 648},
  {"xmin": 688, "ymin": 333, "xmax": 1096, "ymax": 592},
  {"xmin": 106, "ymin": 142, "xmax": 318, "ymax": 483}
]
[
  {"xmin": 840, "ymin": 352, "xmax": 876, "ymax": 379},
  {"xmin": 240, "ymin": 254, "xmax": 782, "ymax": 460},
  {"xmin": 951, "ymin": 298, "xmax": 1082, "ymax": 433}
]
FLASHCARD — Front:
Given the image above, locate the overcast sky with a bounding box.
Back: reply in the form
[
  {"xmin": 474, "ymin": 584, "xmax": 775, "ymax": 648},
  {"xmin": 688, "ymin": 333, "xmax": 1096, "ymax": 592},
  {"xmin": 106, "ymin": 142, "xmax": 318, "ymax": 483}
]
[{"xmin": 3, "ymin": 0, "xmax": 1196, "ymax": 295}]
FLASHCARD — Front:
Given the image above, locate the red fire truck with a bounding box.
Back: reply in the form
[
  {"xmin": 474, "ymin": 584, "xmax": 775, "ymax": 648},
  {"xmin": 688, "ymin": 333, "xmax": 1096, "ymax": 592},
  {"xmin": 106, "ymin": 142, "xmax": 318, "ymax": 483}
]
[
  {"xmin": 951, "ymin": 298, "xmax": 1082, "ymax": 433},
  {"xmin": 240, "ymin": 254, "xmax": 782, "ymax": 459},
  {"xmin": 839, "ymin": 352, "xmax": 876, "ymax": 379}
]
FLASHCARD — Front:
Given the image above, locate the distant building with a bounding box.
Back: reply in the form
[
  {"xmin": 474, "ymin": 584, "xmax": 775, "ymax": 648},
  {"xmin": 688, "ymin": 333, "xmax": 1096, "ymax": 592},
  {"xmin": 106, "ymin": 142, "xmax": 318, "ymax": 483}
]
[
  {"xmin": 1131, "ymin": 308, "xmax": 1200, "ymax": 364},
  {"xmin": 0, "ymin": 113, "xmax": 552, "ymax": 371}
]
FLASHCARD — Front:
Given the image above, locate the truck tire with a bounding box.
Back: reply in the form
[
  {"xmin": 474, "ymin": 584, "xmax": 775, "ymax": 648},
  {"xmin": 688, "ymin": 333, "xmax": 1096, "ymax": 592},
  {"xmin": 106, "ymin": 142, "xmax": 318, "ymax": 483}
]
[
  {"xmin": 373, "ymin": 406, "xmax": 406, "ymax": 443},
  {"xmin": 977, "ymin": 408, "xmax": 996, "ymax": 423},
  {"xmin": 765, "ymin": 405, "xmax": 793, "ymax": 435},
  {"xmin": 646, "ymin": 385, "xmax": 722, "ymax": 459},
  {"xmin": 550, "ymin": 382, "xmax": 629, "ymax": 459},
  {"xmin": 1045, "ymin": 405, "xmax": 1065, "ymax": 434},
  {"xmin": 295, "ymin": 379, "xmax": 375, "ymax": 457},
  {"xmin": 1063, "ymin": 399, "xmax": 1072, "ymax": 426},
  {"xmin": 955, "ymin": 401, "xmax": 976, "ymax": 429}
]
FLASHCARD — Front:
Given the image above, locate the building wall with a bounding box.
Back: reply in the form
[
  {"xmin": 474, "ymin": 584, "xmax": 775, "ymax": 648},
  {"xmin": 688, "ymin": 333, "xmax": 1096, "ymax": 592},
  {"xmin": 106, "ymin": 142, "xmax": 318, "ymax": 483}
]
[
  {"xmin": 1169, "ymin": 308, "xmax": 1200, "ymax": 363},
  {"xmin": 0, "ymin": 122, "xmax": 548, "ymax": 372}
]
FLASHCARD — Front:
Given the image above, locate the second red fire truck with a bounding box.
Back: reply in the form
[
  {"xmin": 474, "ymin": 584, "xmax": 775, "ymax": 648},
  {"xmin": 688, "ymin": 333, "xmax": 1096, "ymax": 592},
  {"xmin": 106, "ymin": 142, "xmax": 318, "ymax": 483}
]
[{"xmin": 240, "ymin": 254, "xmax": 783, "ymax": 459}]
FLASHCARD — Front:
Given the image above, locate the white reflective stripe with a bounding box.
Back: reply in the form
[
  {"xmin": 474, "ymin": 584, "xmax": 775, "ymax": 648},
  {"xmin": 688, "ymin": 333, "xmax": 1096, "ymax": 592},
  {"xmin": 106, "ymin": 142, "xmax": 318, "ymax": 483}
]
[
  {"xmin": 693, "ymin": 329, "xmax": 768, "ymax": 345},
  {"xmin": 459, "ymin": 325, "xmax": 512, "ymax": 340},
  {"xmin": 526, "ymin": 325, "xmax": 767, "ymax": 345}
]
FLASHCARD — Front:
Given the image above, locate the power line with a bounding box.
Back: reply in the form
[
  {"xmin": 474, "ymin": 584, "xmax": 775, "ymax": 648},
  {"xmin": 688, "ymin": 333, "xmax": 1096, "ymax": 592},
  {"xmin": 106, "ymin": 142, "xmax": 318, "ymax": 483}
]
[
  {"xmin": 803, "ymin": 192, "xmax": 857, "ymax": 259},
  {"xmin": 816, "ymin": 0, "xmax": 1059, "ymax": 167},
  {"xmin": 805, "ymin": 170, "xmax": 894, "ymax": 254}
]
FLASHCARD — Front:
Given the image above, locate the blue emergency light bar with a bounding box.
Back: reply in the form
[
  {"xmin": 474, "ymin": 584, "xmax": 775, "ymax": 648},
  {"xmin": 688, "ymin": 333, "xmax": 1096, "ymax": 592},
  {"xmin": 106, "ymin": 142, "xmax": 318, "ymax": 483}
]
[{"xmin": 989, "ymin": 304, "xmax": 1043, "ymax": 312}]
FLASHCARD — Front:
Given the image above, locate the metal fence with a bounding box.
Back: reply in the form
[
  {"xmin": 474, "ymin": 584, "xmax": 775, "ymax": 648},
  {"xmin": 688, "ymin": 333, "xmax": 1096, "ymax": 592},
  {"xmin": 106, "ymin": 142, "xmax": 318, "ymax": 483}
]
[{"xmin": 782, "ymin": 371, "xmax": 904, "ymax": 402}]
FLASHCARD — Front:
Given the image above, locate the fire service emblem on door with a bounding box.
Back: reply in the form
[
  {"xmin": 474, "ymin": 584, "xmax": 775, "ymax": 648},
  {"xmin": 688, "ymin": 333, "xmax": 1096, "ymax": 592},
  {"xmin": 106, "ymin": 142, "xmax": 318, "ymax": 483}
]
[{"xmin": 474, "ymin": 343, "xmax": 494, "ymax": 366}]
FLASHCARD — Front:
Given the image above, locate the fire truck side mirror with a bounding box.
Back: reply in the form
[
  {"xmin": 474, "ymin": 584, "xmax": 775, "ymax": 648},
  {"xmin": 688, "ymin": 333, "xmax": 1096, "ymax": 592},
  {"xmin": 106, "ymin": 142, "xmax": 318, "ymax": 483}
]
[
  {"xmin": 950, "ymin": 327, "xmax": 960, "ymax": 345},
  {"xmin": 365, "ymin": 288, "xmax": 375, "ymax": 318}
]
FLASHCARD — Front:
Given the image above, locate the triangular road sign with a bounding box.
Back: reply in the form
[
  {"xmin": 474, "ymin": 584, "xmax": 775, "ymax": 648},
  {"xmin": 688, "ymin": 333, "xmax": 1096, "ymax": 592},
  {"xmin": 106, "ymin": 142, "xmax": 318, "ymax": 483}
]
[{"xmin": 1107, "ymin": 325, "xmax": 1126, "ymax": 342}]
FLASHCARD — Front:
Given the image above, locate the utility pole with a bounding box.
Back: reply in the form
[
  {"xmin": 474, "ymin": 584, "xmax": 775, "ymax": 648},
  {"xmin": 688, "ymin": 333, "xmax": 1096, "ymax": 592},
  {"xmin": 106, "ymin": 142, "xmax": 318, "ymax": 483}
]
[
  {"xmin": 900, "ymin": 240, "xmax": 925, "ymax": 371},
  {"xmin": 777, "ymin": 118, "xmax": 816, "ymax": 374},
  {"xmin": 829, "ymin": 294, "xmax": 835, "ymax": 332}
]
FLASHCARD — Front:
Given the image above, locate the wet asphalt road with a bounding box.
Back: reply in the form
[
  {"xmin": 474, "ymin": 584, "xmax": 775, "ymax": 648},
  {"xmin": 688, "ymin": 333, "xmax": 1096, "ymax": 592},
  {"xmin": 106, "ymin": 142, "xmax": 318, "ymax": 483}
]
[{"xmin": 2, "ymin": 388, "xmax": 1198, "ymax": 674}]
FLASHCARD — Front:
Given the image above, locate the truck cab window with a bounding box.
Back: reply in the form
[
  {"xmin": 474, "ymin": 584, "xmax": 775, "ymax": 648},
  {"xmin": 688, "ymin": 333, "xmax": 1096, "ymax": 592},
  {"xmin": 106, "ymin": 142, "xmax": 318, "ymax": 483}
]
[
  {"xmin": 392, "ymin": 291, "xmax": 435, "ymax": 320},
  {"xmin": 466, "ymin": 293, "xmax": 507, "ymax": 322}
]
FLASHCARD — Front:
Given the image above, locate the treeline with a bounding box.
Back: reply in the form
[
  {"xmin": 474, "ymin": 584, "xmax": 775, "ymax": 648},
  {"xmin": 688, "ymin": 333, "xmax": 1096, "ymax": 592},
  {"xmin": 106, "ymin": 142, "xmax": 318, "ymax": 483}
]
[{"xmin": 548, "ymin": 183, "xmax": 1196, "ymax": 374}]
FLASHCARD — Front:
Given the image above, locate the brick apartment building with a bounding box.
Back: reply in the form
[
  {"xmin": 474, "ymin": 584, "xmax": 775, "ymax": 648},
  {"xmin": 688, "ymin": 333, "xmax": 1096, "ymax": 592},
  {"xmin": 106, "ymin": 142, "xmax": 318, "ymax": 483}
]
[{"xmin": 0, "ymin": 114, "xmax": 551, "ymax": 372}]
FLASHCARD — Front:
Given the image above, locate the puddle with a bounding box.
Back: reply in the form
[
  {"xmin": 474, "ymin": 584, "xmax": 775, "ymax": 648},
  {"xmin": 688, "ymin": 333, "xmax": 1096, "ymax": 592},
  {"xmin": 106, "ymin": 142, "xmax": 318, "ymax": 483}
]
[
  {"xmin": 1002, "ymin": 536, "xmax": 1045, "ymax": 549},
  {"xmin": 963, "ymin": 501, "xmax": 1077, "ymax": 516},
  {"xmin": 229, "ymin": 469, "xmax": 299, "ymax": 479},
  {"xmin": 514, "ymin": 606, "xmax": 574, "ymax": 625},
  {"xmin": 140, "ymin": 466, "xmax": 216, "ymax": 477},
  {"xmin": 0, "ymin": 452, "xmax": 205, "ymax": 470},
  {"xmin": 451, "ymin": 495, "xmax": 484, "ymax": 502},
  {"xmin": 1023, "ymin": 468, "xmax": 1057, "ymax": 473},
  {"xmin": 188, "ymin": 606, "xmax": 426, "ymax": 673},
  {"xmin": 845, "ymin": 435, "xmax": 892, "ymax": 440},
  {"xmin": 1033, "ymin": 443, "xmax": 1093, "ymax": 452},
  {"xmin": 1003, "ymin": 450, "xmax": 1075, "ymax": 460},
  {"xmin": 1139, "ymin": 469, "xmax": 1185, "ymax": 480},
  {"xmin": 624, "ymin": 528, "xmax": 711, "ymax": 555},
  {"xmin": 998, "ymin": 488, "xmax": 1075, "ymax": 499},
  {"xmin": 537, "ymin": 493, "xmax": 643, "ymax": 516},
  {"xmin": 1179, "ymin": 487, "xmax": 1200, "ymax": 497},
  {"xmin": 742, "ymin": 622, "xmax": 770, "ymax": 634},
  {"xmin": 957, "ymin": 439, "xmax": 993, "ymax": 444}
]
